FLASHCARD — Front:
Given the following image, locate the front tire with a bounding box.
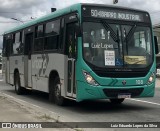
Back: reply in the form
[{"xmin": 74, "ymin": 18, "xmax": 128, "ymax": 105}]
[
  {"xmin": 15, "ymin": 73, "xmax": 25, "ymax": 95},
  {"xmin": 110, "ymin": 98, "xmax": 125, "ymax": 104},
  {"xmin": 49, "ymin": 77, "xmax": 66, "ymax": 106}
]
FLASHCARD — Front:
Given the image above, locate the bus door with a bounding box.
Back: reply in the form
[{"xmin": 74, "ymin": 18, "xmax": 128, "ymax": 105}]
[
  {"xmin": 5, "ymin": 36, "xmax": 11, "ymax": 83},
  {"xmin": 66, "ymin": 22, "xmax": 78, "ymax": 98},
  {"xmin": 24, "ymin": 32, "xmax": 33, "ymax": 88}
]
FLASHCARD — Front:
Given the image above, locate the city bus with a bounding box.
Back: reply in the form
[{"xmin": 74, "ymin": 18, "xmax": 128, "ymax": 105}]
[{"xmin": 2, "ymin": 3, "xmax": 159, "ymax": 105}]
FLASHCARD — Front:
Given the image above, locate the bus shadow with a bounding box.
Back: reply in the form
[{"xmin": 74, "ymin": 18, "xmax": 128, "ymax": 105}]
[
  {"xmin": 67, "ymin": 100, "xmax": 152, "ymax": 114},
  {"xmin": 5, "ymin": 89, "xmax": 154, "ymax": 114},
  {"xmin": 28, "ymin": 90, "xmax": 153, "ymax": 114}
]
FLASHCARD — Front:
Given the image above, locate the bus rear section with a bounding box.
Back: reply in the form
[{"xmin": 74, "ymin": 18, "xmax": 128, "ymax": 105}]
[{"xmin": 75, "ymin": 4, "xmax": 156, "ymax": 103}]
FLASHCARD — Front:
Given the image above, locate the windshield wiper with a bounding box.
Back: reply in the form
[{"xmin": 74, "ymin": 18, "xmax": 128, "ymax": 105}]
[
  {"xmin": 101, "ymin": 20, "xmax": 118, "ymax": 42},
  {"xmin": 116, "ymin": 27, "xmax": 121, "ymax": 55},
  {"xmin": 101, "ymin": 21, "xmax": 121, "ymax": 56},
  {"xmin": 123, "ymin": 24, "xmax": 137, "ymax": 55},
  {"xmin": 126, "ymin": 24, "xmax": 137, "ymax": 42}
]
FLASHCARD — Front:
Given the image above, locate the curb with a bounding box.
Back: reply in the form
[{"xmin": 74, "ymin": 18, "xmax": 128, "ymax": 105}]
[{"xmin": 0, "ymin": 92, "xmax": 79, "ymax": 129}]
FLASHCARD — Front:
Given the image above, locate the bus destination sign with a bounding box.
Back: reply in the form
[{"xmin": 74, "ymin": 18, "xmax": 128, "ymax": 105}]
[{"xmin": 82, "ymin": 6, "xmax": 149, "ymax": 22}]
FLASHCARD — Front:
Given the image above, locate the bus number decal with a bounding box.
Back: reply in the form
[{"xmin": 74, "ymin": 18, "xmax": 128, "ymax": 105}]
[{"xmin": 32, "ymin": 54, "xmax": 49, "ymax": 70}]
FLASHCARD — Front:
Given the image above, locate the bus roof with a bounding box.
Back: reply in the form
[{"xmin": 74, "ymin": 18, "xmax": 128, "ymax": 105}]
[{"xmin": 4, "ymin": 3, "xmax": 149, "ymax": 34}]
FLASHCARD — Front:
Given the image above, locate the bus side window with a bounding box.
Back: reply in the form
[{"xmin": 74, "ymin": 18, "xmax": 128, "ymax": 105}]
[
  {"xmin": 12, "ymin": 32, "xmax": 23, "ymax": 55},
  {"xmin": 34, "ymin": 25, "xmax": 44, "ymax": 52},
  {"xmin": 2, "ymin": 36, "xmax": 7, "ymax": 57},
  {"xmin": 59, "ymin": 18, "xmax": 64, "ymax": 50},
  {"xmin": 44, "ymin": 19, "xmax": 60, "ymax": 50},
  {"xmin": 4, "ymin": 35, "xmax": 12, "ymax": 57}
]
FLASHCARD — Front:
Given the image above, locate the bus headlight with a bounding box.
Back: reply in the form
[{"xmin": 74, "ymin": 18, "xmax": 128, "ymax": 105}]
[
  {"xmin": 148, "ymin": 73, "xmax": 155, "ymax": 84},
  {"xmin": 83, "ymin": 70, "xmax": 99, "ymax": 86}
]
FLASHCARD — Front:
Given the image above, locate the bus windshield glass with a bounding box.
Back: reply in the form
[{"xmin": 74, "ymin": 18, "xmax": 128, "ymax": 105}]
[{"xmin": 83, "ymin": 22, "xmax": 153, "ymax": 68}]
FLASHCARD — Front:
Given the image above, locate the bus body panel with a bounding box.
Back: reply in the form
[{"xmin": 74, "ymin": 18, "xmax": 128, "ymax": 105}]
[
  {"xmin": 2, "ymin": 57, "xmax": 7, "ymax": 83},
  {"xmin": 9, "ymin": 55, "xmax": 25, "ymax": 86},
  {"xmin": 31, "ymin": 53, "xmax": 66, "ymax": 94},
  {"xmin": 24, "ymin": 56, "xmax": 32, "ymax": 87},
  {"xmin": 7, "ymin": 60, "xmax": 10, "ymax": 84},
  {"xmin": 76, "ymin": 81, "xmax": 155, "ymax": 102}
]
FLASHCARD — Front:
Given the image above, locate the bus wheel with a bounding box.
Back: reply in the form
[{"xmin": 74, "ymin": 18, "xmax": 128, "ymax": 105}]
[
  {"xmin": 53, "ymin": 77, "xmax": 66, "ymax": 106},
  {"xmin": 15, "ymin": 73, "xmax": 24, "ymax": 95},
  {"xmin": 109, "ymin": 98, "xmax": 125, "ymax": 104}
]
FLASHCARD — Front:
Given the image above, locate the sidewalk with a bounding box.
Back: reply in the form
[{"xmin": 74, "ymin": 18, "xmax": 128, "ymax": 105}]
[{"xmin": 0, "ymin": 92, "xmax": 74, "ymax": 130}]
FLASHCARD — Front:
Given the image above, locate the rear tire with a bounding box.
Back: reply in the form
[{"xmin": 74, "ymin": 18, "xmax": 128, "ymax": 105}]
[
  {"xmin": 110, "ymin": 98, "xmax": 125, "ymax": 104},
  {"xmin": 15, "ymin": 72, "xmax": 25, "ymax": 95}
]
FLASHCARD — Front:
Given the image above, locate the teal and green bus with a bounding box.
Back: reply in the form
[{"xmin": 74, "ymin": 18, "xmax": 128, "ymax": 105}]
[{"xmin": 2, "ymin": 3, "xmax": 159, "ymax": 105}]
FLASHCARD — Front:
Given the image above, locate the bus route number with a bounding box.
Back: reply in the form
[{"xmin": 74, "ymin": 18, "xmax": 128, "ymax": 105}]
[{"xmin": 136, "ymin": 80, "xmax": 143, "ymax": 85}]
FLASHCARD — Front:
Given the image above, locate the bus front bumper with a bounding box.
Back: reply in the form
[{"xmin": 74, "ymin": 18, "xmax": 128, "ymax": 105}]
[{"xmin": 76, "ymin": 81, "xmax": 155, "ymax": 102}]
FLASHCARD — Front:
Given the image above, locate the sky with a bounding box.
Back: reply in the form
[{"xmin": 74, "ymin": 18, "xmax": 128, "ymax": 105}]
[{"xmin": 0, "ymin": 0, "xmax": 160, "ymax": 48}]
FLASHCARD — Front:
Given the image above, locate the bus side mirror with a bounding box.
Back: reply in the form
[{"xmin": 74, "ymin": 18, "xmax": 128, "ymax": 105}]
[{"xmin": 154, "ymin": 36, "xmax": 159, "ymax": 54}]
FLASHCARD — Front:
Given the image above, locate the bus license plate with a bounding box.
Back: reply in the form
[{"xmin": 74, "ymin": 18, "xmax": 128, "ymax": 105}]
[{"xmin": 118, "ymin": 94, "xmax": 131, "ymax": 98}]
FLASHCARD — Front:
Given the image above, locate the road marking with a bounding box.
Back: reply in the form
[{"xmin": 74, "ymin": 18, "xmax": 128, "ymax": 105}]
[{"xmin": 128, "ymin": 98, "xmax": 160, "ymax": 106}]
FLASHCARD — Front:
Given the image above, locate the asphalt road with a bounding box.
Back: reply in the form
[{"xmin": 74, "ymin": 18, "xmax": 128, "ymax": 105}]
[{"xmin": 0, "ymin": 75, "xmax": 160, "ymax": 124}]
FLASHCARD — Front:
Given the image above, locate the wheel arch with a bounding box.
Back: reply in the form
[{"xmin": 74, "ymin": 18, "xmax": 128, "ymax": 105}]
[
  {"xmin": 48, "ymin": 70, "xmax": 60, "ymax": 92},
  {"xmin": 14, "ymin": 68, "xmax": 19, "ymax": 85}
]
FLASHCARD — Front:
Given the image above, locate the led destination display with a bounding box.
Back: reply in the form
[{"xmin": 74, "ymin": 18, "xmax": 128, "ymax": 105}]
[{"xmin": 82, "ymin": 6, "xmax": 150, "ymax": 23}]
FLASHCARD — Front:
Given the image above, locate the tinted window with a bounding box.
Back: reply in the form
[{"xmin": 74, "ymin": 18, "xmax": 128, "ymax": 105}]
[
  {"xmin": 36, "ymin": 25, "xmax": 44, "ymax": 38},
  {"xmin": 3, "ymin": 35, "xmax": 13, "ymax": 56},
  {"xmin": 44, "ymin": 35, "xmax": 58, "ymax": 50},
  {"xmin": 13, "ymin": 32, "xmax": 23, "ymax": 54},
  {"xmin": 44, "ymin": 19, "xmax": 60, "ymax": 50},
  {"xmin": 2, "ymin": 36, "xmax": 7, "ymax": 57},
  {"xmin": 34, "ymin": 38, "xmax": 44, "ymax": 51},
  {"xmin": 45, "ymin": 20, "xmax": 60, "ymax": 36},
  {"xmin": 15, "ymin": 32, "xmax": 21, "ymax": 43},
  {"xmin": 34, "ymin": 25, "xmax": 44, "ymax": 52}
]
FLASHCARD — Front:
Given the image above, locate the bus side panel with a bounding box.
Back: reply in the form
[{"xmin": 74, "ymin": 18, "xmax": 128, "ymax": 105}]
[
  {"xmin": 28, "ymin": 59, "xmax": 32, "ymax": 87},
  {"xmin": 45, "ymin": 53, "xmax": 66, "ymax": 96},
  {"xmin": 2, "ymin": 57, "xmax": 7, "ymax": 83},
  {"xmin": 9, "ymin": 55, "xmax": 25, "ymax": 87},
  {"xmin": 24, "ymin": 56, "xmax": 32, "ymax": 88},
  {"xmin": 31, "ymin": 54, "xmax": 38, "ymax": 90},
  {"xmin": 31, "ymin": 54, "xmax": 50, "ymax": 92},
  {"xmin": 31, "ymin": 53, "xmax": 65, "ymax": 94},
  {"xmin": 7, "ymin": 59, "xmax": 10, "ymax": 83},
  {"xmin": 24, "ymin": 56, "xmax": 28, "ymax": 87},
  {"xmin": 31, "ymin": 54, "xmax": 48, "ymax": 91}
]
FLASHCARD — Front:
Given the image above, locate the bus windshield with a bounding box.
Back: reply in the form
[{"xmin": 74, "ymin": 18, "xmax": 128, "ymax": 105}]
[{"xmin": 83, "ymin": 22, "xmax": 153, "ymax": 68}]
